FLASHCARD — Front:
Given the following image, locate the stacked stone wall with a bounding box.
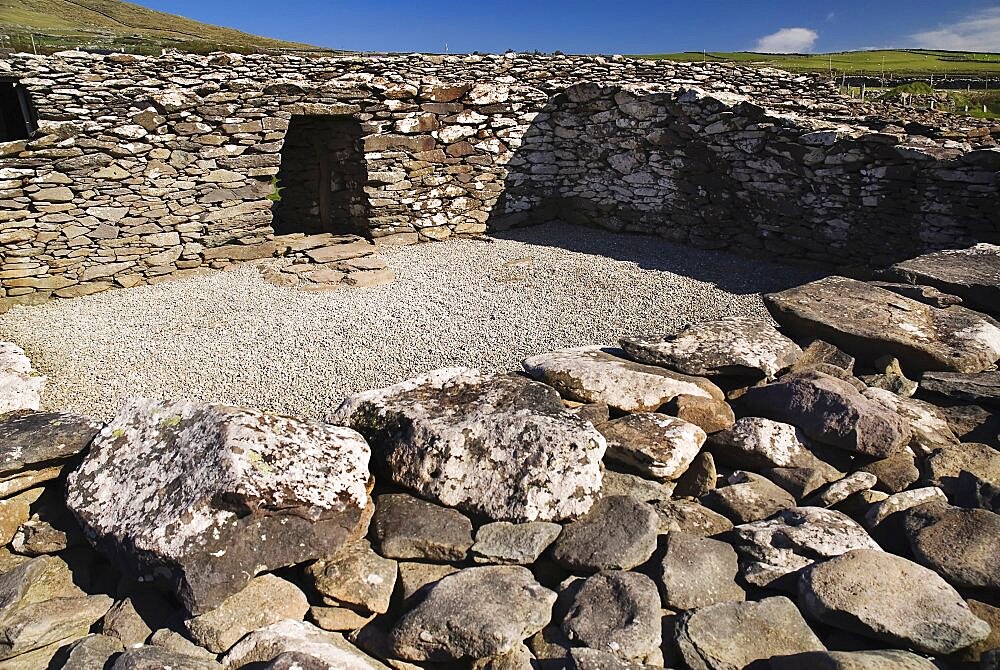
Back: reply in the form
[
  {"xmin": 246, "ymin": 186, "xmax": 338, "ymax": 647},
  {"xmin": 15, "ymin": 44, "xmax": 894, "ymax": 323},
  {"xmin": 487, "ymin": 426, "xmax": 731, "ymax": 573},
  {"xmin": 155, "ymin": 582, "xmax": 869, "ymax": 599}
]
[{"xmin": 0, "ymin": 50, "xmax": 997, "ymax": 309}]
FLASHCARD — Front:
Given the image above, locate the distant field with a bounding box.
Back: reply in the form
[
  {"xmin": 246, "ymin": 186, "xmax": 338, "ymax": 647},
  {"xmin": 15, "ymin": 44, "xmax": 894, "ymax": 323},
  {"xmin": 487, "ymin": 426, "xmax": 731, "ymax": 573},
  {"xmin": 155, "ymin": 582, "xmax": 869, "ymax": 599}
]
[
  {"xmin": 0, "ymin": 0, "xmax": 339, "ymax": 55},
  {"xmin": 638, "ymin": 49, "xmax": 1000, "ymax": 78}
]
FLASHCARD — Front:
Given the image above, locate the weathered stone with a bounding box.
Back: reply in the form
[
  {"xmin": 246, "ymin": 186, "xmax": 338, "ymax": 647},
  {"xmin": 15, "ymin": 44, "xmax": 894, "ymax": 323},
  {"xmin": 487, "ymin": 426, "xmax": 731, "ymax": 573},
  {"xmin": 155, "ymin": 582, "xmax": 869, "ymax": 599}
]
[
  {"xmin": 100, "ymin": 597, "xmax": 154, "ymax": 647},
  {"xmin": 597, "ymin": 413, "xmax": 706, "ymax": 481},
  {"xmin": 66, "ymin": 398, "xmax": 372, "ymax": 614},
  {"xmin": 920, "ymin": 370, "xmax": 1000, "ymax": 408},
  {"xmin": 889, "ymin": 243, "xmax": 1000, "ymax": 317},
  {"xmin": 550, "ymin": 496, "xmax": 658, "ymax": 573},
  {"xmin": 859, "ymin": 450, "xmax": 920, "ymax": 493},
  {"xmin": 939, "ymin": 404, "xmax": 1000, "ymax": 445},
  {"xmin": 0, "ymin": 412, "xmax": 101, "ymax": 484},
  {"xmin": 307, "ymin": 540, "xmax": 397, "ymax": 614},
  {"xmin": 860, "ymin": 357, "xmax": 918, "ymax": 397},
  {"xmin": 765, "ymin": 466, "xmax": 835, "ymax": 499},
  {"xmin": 799, "ymin": 548, "xmax": 991, "ymax": 655},
  {"xmin": 373, "ymin": 493, "xmax": 473, "ymax": 562},
  {"xmin": 309, "ymin": 605, "xmax": 374, "ymax": 632},
  {"xmin": 472, "ymin": 521, "xmax": 562, "ymax": 565},
  {"xmin": 862, "ymin": 387, "xmax": 958, "ymax": 456},
  {"xmin": 0, "ymin": 555, "xmax": 113, "ymax": 661},
  {"xmin": 390, "ymin": 566, "xmax": 555, "ymax": 661},
  {"xmin": 0, "ymin": 488, "xmax": 44, "ymax": 546},
  {"xmin": 110, "ymin": 645, "xmax": 222, "ymax": 669},
  {"xmin": 599, "ymin": 469, "xmax": 675, "ymax": 503},
  {"xmin": 307, "ymin": 242, "xmax": 376, "ymax": 264},
  {"xmin": 221, "ymin": 620, "xmax": 389, "ymax": 669},
  {"xmin": 0, "ymin": 343, "xmax": 45, "ymax": 415},
  {"xmin": 569, "ymin": 648, "xmax": 661, "ymax": 670},
  {"xmin": 790, "ymin": 340, "xmax": 856, "ymax": 376},
  {"xmin": 658, "ymin": 531, "xmax": 744, "ymax": 610},
  {"xmin": 865, "ymin": 486, "xmax": 948, "ymax": 529},
  {"xmin": 60, "ymin": 634, "xmax": 126, "ymax": 670},
  {"xmin": 621, "ymin": 317, "xmax": 801, "ymax": 379},
  {"xmin": 675, "ymin": 596, "xmax": 825, "ymax": 670},
  {"xmin": 522, "ymin": 346, "xmax": 724, "ymax": 413},
  {"xmin": 870, "ymin": 281, "xmax": 965, "ymax": 309},
  {"xmin": 953, "ymin": 470, "xmax": 1000, "ymax": 513},
  {"xmin": 201, "ymin": 240, "xmax": 276, "ymax": 261},
  {"xmin": 396, "ymin": 561, "xmax": 460, "ymax": 600},
  {"xmin": 771, "ymin": 650, "xmax": 938, "ymax": 670},
  {"xmin": 652, "ymin": 498, "xmax": 733, "ymax": 537},
  {"xmin": 925, "ymin": 442, "xmax": 1000, "ymax": 498},
  {"xmin": 184, "ymin": 573, "xmax": 309, "ymax": 654},
  {"xmin": 709, "ymin": 416, "xmax": 841, "ymax": 479},
  {"xmin": 148, "ymin": 628, "xmax": 219, "ymax": 661},
  {"xmin": 765, "ymin": 276, "xmax": 1000, "ymax": 373},
  {"xmin": 905, "ymin": 503, "xmax": 1000, "ymax": 591},
  {"xmin": 672, "ymin": 451, "xmax": 717, "ymax": 498},
  {"xmin": 663, "ymin": 394, "xmax": 735, "ymax": 434},
  {"xmin": 331, "ymin": 369, "xmax": 606, "ymax": 523},
  {"xmin": 955, "ymin": 599, "xmax": 1000, "ymax": 664},
  {"xmin": 733, "ymin": 506, "xmax": 881, "ymax": 589},
  {"xmin": 741, "ymin": 371, "xmax": 911, "ymax": 457},
  {"xmin": 804, "ymin": 472, "xmax": 878, "ymax": 507},
  {"xmin": 562, "ymin": 571, "xmax": 661, "ymax": 661},
  {"xmin": 701, "ymin": 471, "xmax": 796, "ymax": 524}
]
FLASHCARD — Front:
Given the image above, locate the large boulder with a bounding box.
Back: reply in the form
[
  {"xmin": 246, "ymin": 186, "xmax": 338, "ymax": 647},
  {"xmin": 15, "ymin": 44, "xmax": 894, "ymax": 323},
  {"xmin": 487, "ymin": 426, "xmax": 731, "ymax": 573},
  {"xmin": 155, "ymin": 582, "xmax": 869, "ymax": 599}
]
[
  {"xmin": 66, "ymin": 398, "xmax": 373, "ymax": 615},
  {"xmin": 0, "ymin": 411, "xmax": 102, "ymax": 497},
  {"xmin": 521, "ymin": 347, "xmax": 724, "ymax": 412},
  {"xmin": 904, "ymin": 503, "xmax": 1000, "ymax": 591},
  {"xmin": 0, "ymin": 343, "xmax": 45, "ymax": 415},
  {"xmin": 330, "ymin": 368, "xmax": 606, "ymax": 523},
  {"xmin": 389, "ymin": 566, "xmax": 555, "ymax": 662},
  {"xmin": 889, "ymin": 243, "xmax": 1000, "ymax": 318},
  {"xmin": 621, "ymin": 317, "xmax": 802, "ymax": 379},
  {"xmin": 798, "ymin": 548, "xmax": 991, "ymax": 655},
  {"xmin": 740, "ymin": 371, "xmax": 911, "ymax": 457},
  {"xmin": 674, "ymin": 596, "xmax": 825, "ymax": 670},
  {"xmin": 765, "ymin": 276, "xmax": 1000, "ymax": 373},
  {"xmin": 597, "ymin": 413, "xmax": 706, "ymax": 481},
  {"xmin": 733, "ymin": 507, "xmax": 881, "ymax": 589}
]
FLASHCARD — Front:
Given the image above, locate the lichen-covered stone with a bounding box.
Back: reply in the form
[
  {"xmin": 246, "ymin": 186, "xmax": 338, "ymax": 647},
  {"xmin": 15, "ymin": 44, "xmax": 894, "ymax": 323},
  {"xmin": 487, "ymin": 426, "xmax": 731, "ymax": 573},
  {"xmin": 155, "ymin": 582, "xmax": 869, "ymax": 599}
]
[
  {"xmin": 221, "ymin": 620, "xmax": 389, "ymax": 669},
  {"xmin": 66, "ymin": 397, "xmax": 373, "ymax": 615},
  {"xmin": 0, "ymin": 343, "xmax": 45, "ymax": 415},
  {"xmin": 621, "ymin": 317, "xmax": 802, "ymax": 379},
  {"xmin": 522, "ymin": 346, "xmax": 724, "ymax": 412},
  {"xmin": 330, "ymin": 368, "xmax": 606, "ymax": 523},
  {"xmin": 597, "ymin": 413, "xmax": 706, "ymax": 481}
]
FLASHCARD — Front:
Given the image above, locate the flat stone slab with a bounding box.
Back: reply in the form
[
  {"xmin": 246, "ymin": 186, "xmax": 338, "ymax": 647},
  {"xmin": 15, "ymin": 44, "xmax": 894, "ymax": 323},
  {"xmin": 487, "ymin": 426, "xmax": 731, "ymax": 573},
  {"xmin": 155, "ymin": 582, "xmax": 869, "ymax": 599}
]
[
  {"xmin": 0, "ymin": 411, "xmax": 102, "ymax": 480},
  {"xmin": 621, "ymin": 316, "xmax": 802, "ymax": 379},
  {"xmin": 889, "ymin": 243, "xmax": 1000, "ymax": 317},
  {"xmin": 66, "ymin": 398, "xmax": 373, "ymax": 614},
  {"xmin": 597, "ymin": 413, "xmax": 706, "ymax": 481},
  {"xmin": 550, "ymin": 495, "xmax": 659, "ymax": 572},
  {"xmin": 373, "ymin": 493, "xmax": 473, "ymax": 563},
  {"xmin": 765, "ymin": 276, "xmax": 1000, "ymax": 373},
  {"xmin": 331, "ymin": 368, "xmax": 607, "ymax": 523},
  {"xmin": 798, "ymin": 548, "xmax": 991, "ymax": 655},
  {"xmin": 522, "ymin": 346, "xmax": 724, "ymax": 413},
  {"xmin": 920, "ymin": 370, "xmax": 1000, "ymax": 408}
]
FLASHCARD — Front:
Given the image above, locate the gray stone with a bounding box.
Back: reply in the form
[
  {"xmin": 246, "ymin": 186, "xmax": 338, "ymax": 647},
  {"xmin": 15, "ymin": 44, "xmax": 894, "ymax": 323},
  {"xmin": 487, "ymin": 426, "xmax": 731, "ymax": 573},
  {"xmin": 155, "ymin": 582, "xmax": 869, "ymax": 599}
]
[
  {"xmin": 569, "ymin": 648, "xmax": 661, "ymax": 669},
  {"xmin": 862, "ymin": 388, "xmax": 958, "ymax": 456},
  {"xmin": 110, "ymin": 645, "xmax": 222, "ymax": 669},
  {"xmin": 521, "ymin": 346, "xmax": 724, "ymax": 413},
  {"xmin": 621, "ymin": 316, "xmax": 802, "ymax": 379},
  {"xmin": 396, "ymin": 561, "xmax": 460, "ymax": 600},
  {"xmin": 562, "ymin": 571, "xmax": 661, "ymax": 661},
  {"xmin": 905, "ymin": 503, "xmax": 1000, "ymax": 591},
  {"xmin": 889, "ymin": 243, "xmax": 1000, "ymax": 317},
  {"xmin": 66, "ymin": 398, "xmax": 373, "ymax": 615},
  {"xmin": 771, "ymin": 650, "xmax": 938, "ymax": 670},
  {"xmin": 675, "ymin": 596, "xmax": 825, "ymax": 670},
  {"xmin": 672, "ymin": 451, "xmax": 717, "ymax": 498},
  {"xmin": 664, "ymin": 394, "xmax": 735, "ymax": 434},
  {"xmin": 597, "ymin": 413, "xmax": 706, "ymax": 481},
  {"xmin": 100, "ymin": 597, "xmax": 154, "ymax": 647},
  {"xmin": 920, "ymin": 370, "xmax": 1000, "ymax": 408},
  {"xmin": 798, "ymin": 548, "xmax": 991, "ymax": 655},
  {"xmin": 865, "ymin": 487, "xmax": 949, "ymax": 529},
  {"xmin": 221, "ymin": 620, "xmax": 389, "ymax": 669},
  {"xmin": 331, "ymin": 369, "xmax": 607, "ymax": 523},
  {"xmin": 0, "ymin": 411, "xmax": 102, "ymax": 481},
  {"xmin": 741, "ymin": 371, "xmax": 911, "ymax": 457},
  {"xmin": 599, "ymin": 470, "xmax": 675, "ymax": 503},
  {"xmin": 766, "ymin": 466, "xmax": 838, "ymax": 499},
  {"xmin": 765, "ymin": 276, "xmax": 1000, "ymax": 374},
  {"xmin": 701, "ymin": 471, "xmax": 796, "ymax": 524},
  {"xmin": 472, "ymin": 521, "xmax": 562, "ymax": 565},
  {"xmin": 733, "ymin": 506, "xmax": 881, "ymax": 589},
  {"xmin": 550, "ymin": 496, "xmax": 659, "ymax": 573},
  {"xmin": 307, "ymin": 540, "xmax": 397, "ymax": 614},
  {"xmin": 657, "ymin": 531, "xmax": 744, "ymax": 610},
  {"xmin": 651, "ymin": 499, "xmax": 732, "ymax": 536},
  {"xmin": 804, "ymin": 472, "xmax": 878, "ymax": 507},
  {"xmin": 709, "ymin": 416, "xmax": 841, "ymax": 479},
  {"xmin": 184, "ymin": 573, "xmax": 309, "ymax": 654},
  {"xmin": 60, "ymin": 634, "xmax": 125, "ymax": 670},
  {"xmin": 869, "ymin": 281, "xmax": 965, "ymax": 309},
  {"xmin": 373, "ymin": 493, "xmax": 473, "ymax": 562},
  {"xmin": 925, "ymin": 442, "xmax": 1000, "ymax": 498},
  {"xmin": 390, "ymin": 566, "xmax": 555, "ymax": 662}
]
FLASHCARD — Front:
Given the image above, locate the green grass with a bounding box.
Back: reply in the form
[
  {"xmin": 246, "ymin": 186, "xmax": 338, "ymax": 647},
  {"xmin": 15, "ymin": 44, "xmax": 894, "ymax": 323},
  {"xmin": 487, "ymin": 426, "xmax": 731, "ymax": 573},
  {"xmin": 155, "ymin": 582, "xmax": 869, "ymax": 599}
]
[
  {"xmin": 637, "ymin": 49, "xmax": 1000, "ymax": 77},
  {"xmin": 0, "ymin": 0, "xmax": 340, "ymax": 55}
]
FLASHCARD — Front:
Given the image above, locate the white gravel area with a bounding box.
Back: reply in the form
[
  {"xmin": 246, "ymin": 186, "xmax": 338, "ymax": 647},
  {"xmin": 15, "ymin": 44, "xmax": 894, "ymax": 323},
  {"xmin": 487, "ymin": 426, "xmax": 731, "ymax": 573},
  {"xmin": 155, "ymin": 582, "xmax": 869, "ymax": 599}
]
[{"xmin": 0, "ymin": 223, "xmax": 822, "ymax": 420}]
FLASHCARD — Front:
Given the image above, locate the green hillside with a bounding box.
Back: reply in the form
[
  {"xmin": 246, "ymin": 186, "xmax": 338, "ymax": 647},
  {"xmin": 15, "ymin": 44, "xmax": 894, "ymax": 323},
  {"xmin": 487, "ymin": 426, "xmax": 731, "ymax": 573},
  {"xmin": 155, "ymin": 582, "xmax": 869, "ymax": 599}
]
[
  {"xmin": 0, "ymin": 0, "xmax": 339, "ymax": 55},
  {"xmin": 638, "ymin": 49, "xmax": 1000, "ymax": 77}
]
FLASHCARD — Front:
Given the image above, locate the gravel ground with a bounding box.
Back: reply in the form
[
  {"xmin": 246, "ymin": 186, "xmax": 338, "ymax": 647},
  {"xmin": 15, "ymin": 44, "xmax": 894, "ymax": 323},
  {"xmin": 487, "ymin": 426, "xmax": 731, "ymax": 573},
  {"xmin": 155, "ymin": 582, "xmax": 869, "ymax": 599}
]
[{"xmin": 0, "ymin": 223, "xmax": 823, "ymax": 420}]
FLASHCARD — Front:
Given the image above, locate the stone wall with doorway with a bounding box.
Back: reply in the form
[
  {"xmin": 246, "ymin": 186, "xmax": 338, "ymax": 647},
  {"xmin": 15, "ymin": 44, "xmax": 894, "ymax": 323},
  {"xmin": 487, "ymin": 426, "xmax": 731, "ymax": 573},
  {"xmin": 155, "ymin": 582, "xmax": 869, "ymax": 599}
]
[{"xmin": 0, "ymin": 50, "xmax": 997, "ymax": 310}]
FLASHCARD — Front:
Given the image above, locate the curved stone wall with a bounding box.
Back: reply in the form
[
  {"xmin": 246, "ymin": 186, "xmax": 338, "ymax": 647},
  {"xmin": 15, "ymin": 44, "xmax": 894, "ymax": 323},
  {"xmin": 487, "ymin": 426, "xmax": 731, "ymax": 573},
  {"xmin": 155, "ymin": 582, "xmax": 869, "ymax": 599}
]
[{"xmin": 0, "ymin": 50, "xmax": 997, "ymax": 310}]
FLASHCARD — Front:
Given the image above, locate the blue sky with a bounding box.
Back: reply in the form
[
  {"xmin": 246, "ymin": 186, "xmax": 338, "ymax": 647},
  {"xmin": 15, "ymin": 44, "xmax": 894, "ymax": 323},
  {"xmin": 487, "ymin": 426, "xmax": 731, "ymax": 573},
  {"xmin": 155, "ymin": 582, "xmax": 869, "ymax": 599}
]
[{"xmin": 140, "ymin": 1, "xmax": 1000, "ymax": 54}]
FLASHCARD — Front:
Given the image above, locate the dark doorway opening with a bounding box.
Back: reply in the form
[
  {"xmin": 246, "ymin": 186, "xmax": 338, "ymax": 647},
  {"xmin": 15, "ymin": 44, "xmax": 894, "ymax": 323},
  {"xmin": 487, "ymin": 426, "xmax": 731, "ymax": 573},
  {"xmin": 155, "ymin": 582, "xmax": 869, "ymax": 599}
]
[
  {"xmin": 271, "ymin": 115, "xmax": 371, "ymax": 237},
  {"xmin": 0, "ymin": 81, "xmax": 36, "ymax": 142}
]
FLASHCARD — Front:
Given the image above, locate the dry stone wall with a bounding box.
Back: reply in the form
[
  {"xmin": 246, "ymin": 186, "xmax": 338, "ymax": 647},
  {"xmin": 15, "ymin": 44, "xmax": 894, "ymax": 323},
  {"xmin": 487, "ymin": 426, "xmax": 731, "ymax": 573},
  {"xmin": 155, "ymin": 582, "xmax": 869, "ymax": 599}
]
[{"xmin": 0, "ymin": 50, "xmax": 998, "ymax": 309}]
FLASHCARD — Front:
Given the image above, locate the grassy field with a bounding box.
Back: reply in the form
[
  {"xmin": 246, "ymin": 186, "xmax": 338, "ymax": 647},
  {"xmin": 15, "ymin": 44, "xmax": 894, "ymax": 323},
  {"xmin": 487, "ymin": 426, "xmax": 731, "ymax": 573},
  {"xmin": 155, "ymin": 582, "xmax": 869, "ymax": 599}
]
[
  {"xmin": 639, "ymin": 49, "xmax": 1000, "ymax": 78},
  {"xmin": 0, "ymin": 0, "xmax": 338, "ymax": 55}
]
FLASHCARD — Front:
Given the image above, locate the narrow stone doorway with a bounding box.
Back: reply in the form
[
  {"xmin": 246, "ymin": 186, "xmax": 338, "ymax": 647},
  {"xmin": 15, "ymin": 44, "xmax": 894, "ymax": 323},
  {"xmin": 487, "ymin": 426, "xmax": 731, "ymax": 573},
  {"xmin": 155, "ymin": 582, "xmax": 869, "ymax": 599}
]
[{"xmin": 271, "ymin": 116, "xmax": 371, "ymax": 237}]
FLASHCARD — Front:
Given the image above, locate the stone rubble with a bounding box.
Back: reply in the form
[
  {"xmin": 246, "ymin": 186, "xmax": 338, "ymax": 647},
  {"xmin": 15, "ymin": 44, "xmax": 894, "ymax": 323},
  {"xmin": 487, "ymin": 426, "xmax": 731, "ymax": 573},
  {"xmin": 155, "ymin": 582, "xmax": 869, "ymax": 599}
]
[{"xmin": 0, "ymin": 241, "xmax": 996, "ymax": 669}]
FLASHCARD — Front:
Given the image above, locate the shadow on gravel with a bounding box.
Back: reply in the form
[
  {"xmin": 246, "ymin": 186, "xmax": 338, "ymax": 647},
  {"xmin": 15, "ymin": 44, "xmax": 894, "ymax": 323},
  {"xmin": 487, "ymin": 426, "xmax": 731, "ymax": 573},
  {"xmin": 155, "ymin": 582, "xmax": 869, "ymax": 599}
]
[{"xmin": 489, "ymin": 222, "xmax": 828, "ymax": 296}]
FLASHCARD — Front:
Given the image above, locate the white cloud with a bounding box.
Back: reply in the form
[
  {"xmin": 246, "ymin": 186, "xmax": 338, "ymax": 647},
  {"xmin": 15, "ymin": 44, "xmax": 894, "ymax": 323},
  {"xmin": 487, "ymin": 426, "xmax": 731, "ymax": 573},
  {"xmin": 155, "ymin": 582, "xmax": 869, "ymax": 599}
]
[
  {"xmin": 911, "ymin": 7, "xmax": 1000, "ymax": 51},
  {"xmin": 754, "ymin": 27, "xmax": 819, "ymax": 54}
]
